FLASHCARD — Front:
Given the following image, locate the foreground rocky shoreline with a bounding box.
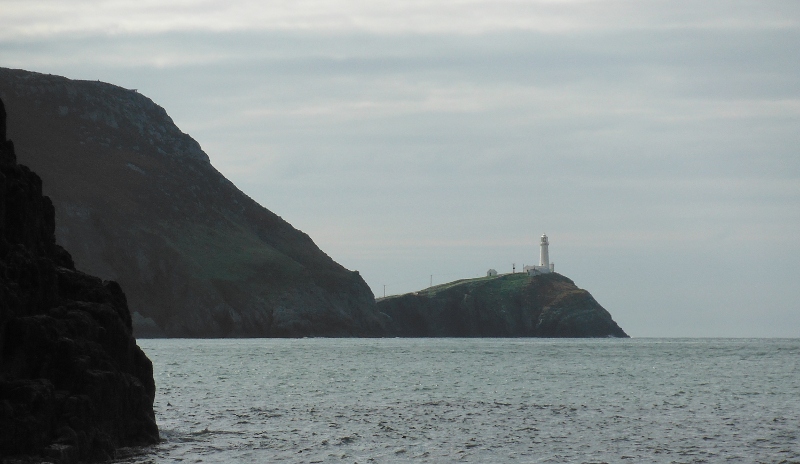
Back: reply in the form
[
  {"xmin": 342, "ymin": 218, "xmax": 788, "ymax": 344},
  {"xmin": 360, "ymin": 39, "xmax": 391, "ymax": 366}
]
[{"xmin": 0, "ymin": 97, "xmax": 158, "ymax": 463}]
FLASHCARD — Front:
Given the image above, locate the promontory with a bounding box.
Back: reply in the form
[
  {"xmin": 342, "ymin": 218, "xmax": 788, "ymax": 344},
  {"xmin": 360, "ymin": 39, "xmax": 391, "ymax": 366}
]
[
  {"xmin": 378, "ymin": 272, "xmax": 628, "ymax": 338},
  {"xmin": 0, "ymin": 67, "xmax": 387, "ymax": 338}
]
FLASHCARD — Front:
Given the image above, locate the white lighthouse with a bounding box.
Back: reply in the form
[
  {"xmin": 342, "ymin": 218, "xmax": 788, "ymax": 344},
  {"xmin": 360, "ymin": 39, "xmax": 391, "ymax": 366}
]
[
  {"xmin": 539, "ymin": 234, "xmax": 550, "ymax": 268},
  {"xmin": 524, "ymin": 233, "xmax": 554, "ymax": 276}
]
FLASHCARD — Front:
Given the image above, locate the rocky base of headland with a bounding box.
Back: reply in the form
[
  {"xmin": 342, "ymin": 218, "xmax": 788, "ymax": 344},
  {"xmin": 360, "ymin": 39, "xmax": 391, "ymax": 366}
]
[
  {"xmin": 0, "ymin": 98, "xmax": 158, "ymax": 463},
  {"xmin": 378, "ymin": 272, "xmax": 629, "ymax": 338}
]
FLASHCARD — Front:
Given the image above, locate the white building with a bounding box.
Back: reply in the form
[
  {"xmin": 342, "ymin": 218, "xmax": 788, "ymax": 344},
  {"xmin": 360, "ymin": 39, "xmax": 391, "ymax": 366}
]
[
  {"xmin": 524, "ymin": 234, "xmax": 555, "ymax": 276},
  {"xmin": 486, "ymin": 269, "xmax": 498, "ymax": 277}
]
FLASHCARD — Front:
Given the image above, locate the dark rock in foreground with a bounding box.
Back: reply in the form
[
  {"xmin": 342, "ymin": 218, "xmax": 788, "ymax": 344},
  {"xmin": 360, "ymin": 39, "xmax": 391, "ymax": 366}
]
[
  {"xmin": 0, "ymin": 67, "xmax": 385, "ymax": 338},
  {"xmin": 0, "ymin": 97, "xmax": 158, "ymax": 462},
  {"xmin": 378, "ymin": 273, "xmax": 629, "ymax": 338}
]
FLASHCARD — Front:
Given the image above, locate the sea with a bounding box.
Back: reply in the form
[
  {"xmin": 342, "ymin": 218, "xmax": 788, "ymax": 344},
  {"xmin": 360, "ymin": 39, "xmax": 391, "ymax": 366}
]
[{"xmin": 116, "ymin": 338, "xmax": 800, "ymax": 463}]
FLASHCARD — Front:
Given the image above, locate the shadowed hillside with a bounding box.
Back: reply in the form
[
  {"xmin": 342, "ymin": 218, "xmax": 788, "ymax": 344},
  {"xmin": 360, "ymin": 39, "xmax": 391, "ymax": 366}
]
[{"xmin": 0, "ymin": 67, "xmax": 387, "ymax": 338}]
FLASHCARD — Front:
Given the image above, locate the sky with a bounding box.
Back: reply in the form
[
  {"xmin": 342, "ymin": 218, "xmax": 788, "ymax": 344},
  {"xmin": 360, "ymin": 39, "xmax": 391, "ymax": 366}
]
[{"xmin": 1, "ymin": 0, "xmax": 799, "ymax": 337}]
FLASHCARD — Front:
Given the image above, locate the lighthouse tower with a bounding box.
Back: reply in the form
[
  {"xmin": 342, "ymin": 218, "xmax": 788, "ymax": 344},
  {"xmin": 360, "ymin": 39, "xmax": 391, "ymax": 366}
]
[
  {"xmin": 524, "ymin": 233, "xmax": 554, "ymax": 275},
  {"xmin": 539, "ymin": 234, "xmax": 550, "ymax": 268}
]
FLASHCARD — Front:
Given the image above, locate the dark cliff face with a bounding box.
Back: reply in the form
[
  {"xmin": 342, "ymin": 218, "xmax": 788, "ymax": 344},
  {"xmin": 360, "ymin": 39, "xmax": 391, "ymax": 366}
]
[
  {"xmin": 0, "ymin": 67, "xmax": 386, "ymax": 338},
  {"xmin": 0, "ymin": 97, "xmax": 159, "ymax": 462},
  {"xmin": 377, "ymin": 273, "xmax": 629, "ymax": 338}
]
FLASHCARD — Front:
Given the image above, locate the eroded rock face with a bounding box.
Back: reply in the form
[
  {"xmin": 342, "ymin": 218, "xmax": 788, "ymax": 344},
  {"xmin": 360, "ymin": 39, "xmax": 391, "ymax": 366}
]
[
  {"xmin": 0, "ymin": 97, "xmax": 158, "ymax": 463},
  {"xmin": 0, "ymin": 67, "xmax": 385, "ymax": 338},
  {"xmin": 377, "ymin": 273, "xmax": 629, "ymax": 338}
]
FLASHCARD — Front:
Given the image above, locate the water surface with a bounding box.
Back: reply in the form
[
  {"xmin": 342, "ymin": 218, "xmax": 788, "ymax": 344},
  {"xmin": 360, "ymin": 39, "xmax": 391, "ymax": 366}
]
[{"xmin": 119, "ymin": 338, "xmax": 800, "ymax": 463}]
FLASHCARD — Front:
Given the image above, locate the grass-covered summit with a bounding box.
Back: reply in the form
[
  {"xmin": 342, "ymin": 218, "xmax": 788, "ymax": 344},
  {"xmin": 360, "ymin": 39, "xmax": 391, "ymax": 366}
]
[{"xmin": 377, "ymin": 272, "xmax": 628, "ymax": 337}]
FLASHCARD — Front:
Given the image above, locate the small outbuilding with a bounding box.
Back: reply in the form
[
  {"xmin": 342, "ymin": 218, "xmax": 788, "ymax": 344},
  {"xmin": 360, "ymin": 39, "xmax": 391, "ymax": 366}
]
[{"xmin": 486, "ymin": 269, "xmax": 498, "ymax": 277}]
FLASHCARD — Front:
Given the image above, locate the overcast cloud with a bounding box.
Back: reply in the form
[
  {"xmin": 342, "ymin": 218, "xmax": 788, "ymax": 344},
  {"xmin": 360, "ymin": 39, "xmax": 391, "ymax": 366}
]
[{"xmin": 1, "ymin": 0, "xmax": 799, "ymax": 336}]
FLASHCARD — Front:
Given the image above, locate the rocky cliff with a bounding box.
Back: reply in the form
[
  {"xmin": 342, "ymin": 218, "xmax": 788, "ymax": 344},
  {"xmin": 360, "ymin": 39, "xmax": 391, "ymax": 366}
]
[
  {"xmin": 378, "ymin": 273, "xmax": 628, "ymax": 337},
  {"xmin": 0, "ymin": 97, "xmax": 159, "ymax": 462},
  {"xmin": 0, "ymin": 67, "xmax": 386, "ymax": 338}
]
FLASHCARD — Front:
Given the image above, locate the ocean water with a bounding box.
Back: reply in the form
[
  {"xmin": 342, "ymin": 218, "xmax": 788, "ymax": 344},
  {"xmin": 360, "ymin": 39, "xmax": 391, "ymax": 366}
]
[{"xmin": 118, "ymin": 338, "xmax": 800, "ymax": 463}]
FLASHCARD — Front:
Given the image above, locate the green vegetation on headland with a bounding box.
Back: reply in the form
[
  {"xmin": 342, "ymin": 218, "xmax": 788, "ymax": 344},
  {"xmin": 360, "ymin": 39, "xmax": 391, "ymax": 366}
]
[{"xmin": 378, "ymin": 272, "xmax": 629, "ymax": 338}]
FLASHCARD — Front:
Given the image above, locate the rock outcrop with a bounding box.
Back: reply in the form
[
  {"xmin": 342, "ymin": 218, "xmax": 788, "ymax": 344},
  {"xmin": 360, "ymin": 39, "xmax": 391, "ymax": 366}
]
[
  {"xmin": 378, "ymin": 273, "xmax": 629, "ymax": 337},
  {"xmin": 0, "ymin": 97, "xmax": 159, "ymax": 462},
  {"xmin": 0, "ymin": 67, "xmax": 386, "ymax": 338}
]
